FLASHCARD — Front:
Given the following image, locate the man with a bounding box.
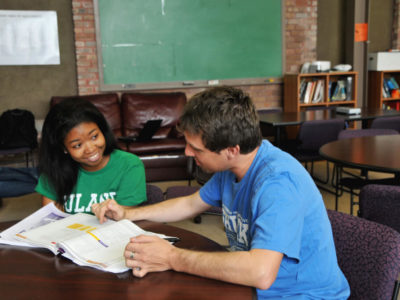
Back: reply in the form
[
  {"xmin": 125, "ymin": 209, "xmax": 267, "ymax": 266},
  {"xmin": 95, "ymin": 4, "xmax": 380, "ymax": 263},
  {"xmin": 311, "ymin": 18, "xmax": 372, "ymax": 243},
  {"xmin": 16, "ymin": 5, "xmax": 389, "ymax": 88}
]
[{"xmin": 92, "ymin": 86, "xmax": 350, "ymax": 299}]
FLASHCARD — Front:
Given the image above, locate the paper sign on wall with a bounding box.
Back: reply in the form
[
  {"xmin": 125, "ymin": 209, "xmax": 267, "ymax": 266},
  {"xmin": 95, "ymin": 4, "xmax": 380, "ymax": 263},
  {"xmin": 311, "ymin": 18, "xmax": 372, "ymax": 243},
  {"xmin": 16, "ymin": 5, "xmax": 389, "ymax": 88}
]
[
  {"xmin": 355, "ymin": 23, "xmax": 368, "ymax": 42},
  {"xmin": 0, "ymin": 10, "xmax": 60, "ymax": 65}
]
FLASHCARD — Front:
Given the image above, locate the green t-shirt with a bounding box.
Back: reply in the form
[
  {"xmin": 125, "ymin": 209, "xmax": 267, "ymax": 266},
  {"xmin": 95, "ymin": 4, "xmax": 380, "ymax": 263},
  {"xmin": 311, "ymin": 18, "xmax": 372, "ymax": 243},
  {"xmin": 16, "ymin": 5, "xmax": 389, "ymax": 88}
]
[{"xmin": 35, "ymin": 150, "xmax": 146, "ymax": 214}]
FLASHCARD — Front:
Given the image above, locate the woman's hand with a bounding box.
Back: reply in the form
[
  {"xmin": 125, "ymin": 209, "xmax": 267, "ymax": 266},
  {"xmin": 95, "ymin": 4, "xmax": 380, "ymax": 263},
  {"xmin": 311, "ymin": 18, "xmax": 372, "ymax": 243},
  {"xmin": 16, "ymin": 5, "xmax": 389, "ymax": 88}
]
[{"xmin": 91, "ymin": 199, "xmax": 126, "ymax": 223}]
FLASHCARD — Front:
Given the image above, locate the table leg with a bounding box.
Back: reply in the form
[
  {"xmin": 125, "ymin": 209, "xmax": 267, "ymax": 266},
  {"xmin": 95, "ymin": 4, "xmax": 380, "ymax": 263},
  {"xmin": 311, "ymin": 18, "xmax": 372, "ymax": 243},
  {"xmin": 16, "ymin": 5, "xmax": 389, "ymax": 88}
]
[
  {"xmin": 275, "ymin": 127, "xmax": 281, "ymax": 147},
  {"xmin": 334, "ymin": 164, "xmax": 340, "ymax": 211}
]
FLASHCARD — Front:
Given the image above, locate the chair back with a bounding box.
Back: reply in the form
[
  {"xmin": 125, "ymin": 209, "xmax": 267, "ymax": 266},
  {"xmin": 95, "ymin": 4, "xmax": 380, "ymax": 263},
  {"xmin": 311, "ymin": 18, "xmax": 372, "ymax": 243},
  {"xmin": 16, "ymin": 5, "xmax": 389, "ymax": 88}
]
[
  {"xmin": 121, "ymin": 92, "xmax": 187, "ymax": 138},
  {"xmin": 359, "ymin": 184, "xmax": 400, "ymax": 233},
  {"xmin": 165, "ymin": 186, "xmax": 200, "ymax": 199},
  {"xmin": 142, "ymin": 184, "xmax": 164, "ymax": 205},
  {"xmin": 327, "ymin": 209, "xmax": 400, "ymax": 300},
  {"xmin": 338, "ymin": 128, "xmax": 399, "ymax": 140},
  {"xmin": 165, "ymin": 185, "xmax": 222, "ymax": 215},
  {"xmin": 298, "ymin": 119, "xmax": 345, "ymax": 151},
  {"xmin": 371, "ymin": 116, "xmax": 400, "ymax": 132}
]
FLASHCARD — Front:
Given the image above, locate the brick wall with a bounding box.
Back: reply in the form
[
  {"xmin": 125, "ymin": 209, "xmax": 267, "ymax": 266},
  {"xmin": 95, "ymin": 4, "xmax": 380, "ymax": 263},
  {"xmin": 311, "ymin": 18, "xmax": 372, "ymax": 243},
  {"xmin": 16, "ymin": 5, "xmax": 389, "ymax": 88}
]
[
  {"xmin": 71, "ymin": 0, "xmax": 317, "ymax": 108},
  {"xmin": 72, "ymin": 0, "xmax": 99, "ymax": 95},
  {"xmin": 285, "ymin": 0, "xmax": 317, "ymax": 73}
]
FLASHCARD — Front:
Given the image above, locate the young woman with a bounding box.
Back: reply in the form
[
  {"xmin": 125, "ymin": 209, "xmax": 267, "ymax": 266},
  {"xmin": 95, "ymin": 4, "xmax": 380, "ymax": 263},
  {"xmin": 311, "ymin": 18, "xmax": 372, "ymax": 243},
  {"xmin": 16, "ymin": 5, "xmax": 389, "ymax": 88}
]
[{"xmin": 35, "ymin": 98, "xmax": 146, "ymax": 214}]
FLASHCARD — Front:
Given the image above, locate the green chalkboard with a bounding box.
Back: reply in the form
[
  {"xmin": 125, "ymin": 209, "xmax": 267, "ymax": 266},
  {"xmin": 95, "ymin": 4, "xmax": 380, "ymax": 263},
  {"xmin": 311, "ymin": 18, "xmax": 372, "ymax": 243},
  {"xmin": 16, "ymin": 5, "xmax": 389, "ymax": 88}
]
[{"xmin": 94, "ymin": 0, "xmax": 283, "ymax": 90}]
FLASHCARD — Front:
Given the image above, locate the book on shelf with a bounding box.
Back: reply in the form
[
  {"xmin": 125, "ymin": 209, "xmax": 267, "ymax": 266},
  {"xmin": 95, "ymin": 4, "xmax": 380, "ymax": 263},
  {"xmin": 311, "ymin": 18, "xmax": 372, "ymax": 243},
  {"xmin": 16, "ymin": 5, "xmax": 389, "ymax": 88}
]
[
  {"xmin": 330, "ymin": 80, "xmax": 347, "ymax": 101},
  {"xmin": 390, "ymin": 77, "xmax": 400, "ymax": 89},
  {"xmin": 384, "ymin": 77, "xmax": 400, "ymax": 98},
  {"xmin": 310, "ymin": 80, "xmax": 318, "ymax": 101},
  {"xmin": 383, "ymin": 84, "xmax": 391, "ymax": 98},
  {"xmin": 303, "ymin": 81, "xmax": 314, "ymax": 104},
  {"xmin": 383, "ymin": 102, "xmax": 400, "ymax": 111},
  {"xmin": 328, "ymin": 81, "xmax": 334, "ymax": 102},
  {"xmin": 312, "ymin": 80, "xmax": 324, "ymax": 103},
  {"xmin": 345, "ymin": 76, "xmax": 353, "ymax": 101},
  {"xmin": 0, "ymin": 203, "xmax": 175, "ymax": 273},
  {"xmin": 299, "ymin": 79, "xmax": 307, "ymax": 103},
  {"xmin": 300, "ymin": 79, "xmax": 324, "ymax": 104}
]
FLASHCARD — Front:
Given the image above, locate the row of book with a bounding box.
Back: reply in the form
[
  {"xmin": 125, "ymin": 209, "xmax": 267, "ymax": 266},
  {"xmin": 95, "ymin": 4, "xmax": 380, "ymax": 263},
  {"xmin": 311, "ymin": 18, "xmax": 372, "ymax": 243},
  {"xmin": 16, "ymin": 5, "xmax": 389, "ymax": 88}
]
[
  {"xmin": 299, "ymin": 79, "xmax": 325, "ymax": 104},
  {"xmin": 383, "ymin": 102, "xmax": 400, "ymax": 111},
  {"xmin": 382, "ymin": 76, "xmax": 400, "ymax": 98},
  {"xmin": 299, "ymin": 76, "xmax": 353, "ymax": 104},
  {"xmin": 329, "ymin": 77, "xmax": 353, "ymax": 102}
]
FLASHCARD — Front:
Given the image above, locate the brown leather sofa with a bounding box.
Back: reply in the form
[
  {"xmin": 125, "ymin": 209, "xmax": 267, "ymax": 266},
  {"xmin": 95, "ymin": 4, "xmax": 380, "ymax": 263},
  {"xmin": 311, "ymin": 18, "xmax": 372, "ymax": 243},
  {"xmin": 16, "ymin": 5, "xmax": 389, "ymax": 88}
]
[{"xmin": 50, "ymin": 92, "xmax": 194, "ymax": 183}]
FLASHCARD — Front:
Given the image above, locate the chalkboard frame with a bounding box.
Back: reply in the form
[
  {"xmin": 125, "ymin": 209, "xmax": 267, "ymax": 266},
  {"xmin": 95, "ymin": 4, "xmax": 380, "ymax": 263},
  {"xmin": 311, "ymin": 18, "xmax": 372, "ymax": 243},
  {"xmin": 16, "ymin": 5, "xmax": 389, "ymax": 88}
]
[{"xmin": 94, "ymin": 0, "xmax": 285, "ymax": 91}]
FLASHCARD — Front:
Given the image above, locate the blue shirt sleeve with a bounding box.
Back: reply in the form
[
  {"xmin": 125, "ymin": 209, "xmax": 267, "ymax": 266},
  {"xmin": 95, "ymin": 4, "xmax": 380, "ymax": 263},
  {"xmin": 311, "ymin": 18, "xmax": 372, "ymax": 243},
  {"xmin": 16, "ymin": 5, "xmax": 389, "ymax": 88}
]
[{"xmin": 199, "ymin": 172, "xmax": 223, "ymax": 207}]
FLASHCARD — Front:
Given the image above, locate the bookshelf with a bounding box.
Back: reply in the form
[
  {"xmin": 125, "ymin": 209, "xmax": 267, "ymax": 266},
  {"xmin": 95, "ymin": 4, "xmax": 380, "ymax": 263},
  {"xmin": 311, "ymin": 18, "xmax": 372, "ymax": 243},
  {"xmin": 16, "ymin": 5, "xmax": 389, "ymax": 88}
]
[
  {"xmin": 284, "ymin": 72, "xmax": 358, "ymax": 112},
  {"xmin": 368, "ymin": 70, "xmax": 400, "ymax": 110}
]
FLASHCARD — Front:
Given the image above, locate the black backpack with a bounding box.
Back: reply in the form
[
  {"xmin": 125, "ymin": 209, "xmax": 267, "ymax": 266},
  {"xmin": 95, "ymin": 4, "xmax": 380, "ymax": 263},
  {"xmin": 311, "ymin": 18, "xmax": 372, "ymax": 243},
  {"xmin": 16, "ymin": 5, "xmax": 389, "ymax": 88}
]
[{"xmin": 0, "ymin": 109, "xmax": 38, "ymax": 149}]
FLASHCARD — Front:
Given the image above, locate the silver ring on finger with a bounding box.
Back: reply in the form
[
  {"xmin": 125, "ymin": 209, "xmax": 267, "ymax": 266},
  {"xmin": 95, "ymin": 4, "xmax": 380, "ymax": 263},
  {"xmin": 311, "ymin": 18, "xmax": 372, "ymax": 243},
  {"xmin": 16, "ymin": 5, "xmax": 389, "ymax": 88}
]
[{"xmin": 130, "ymin": 251, "xmax": 135, "ymax": 259}]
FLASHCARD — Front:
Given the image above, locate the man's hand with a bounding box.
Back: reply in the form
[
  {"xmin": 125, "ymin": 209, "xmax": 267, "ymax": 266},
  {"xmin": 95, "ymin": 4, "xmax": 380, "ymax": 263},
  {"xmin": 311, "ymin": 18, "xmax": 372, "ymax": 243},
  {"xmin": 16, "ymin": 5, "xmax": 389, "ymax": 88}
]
[
  {"xmin": 91, "ymin": 199, "xmax": 126, "ymax": 224},
  {"xmin": 124, "ymin": 235, "xmax": 175, "ymax": 277}
]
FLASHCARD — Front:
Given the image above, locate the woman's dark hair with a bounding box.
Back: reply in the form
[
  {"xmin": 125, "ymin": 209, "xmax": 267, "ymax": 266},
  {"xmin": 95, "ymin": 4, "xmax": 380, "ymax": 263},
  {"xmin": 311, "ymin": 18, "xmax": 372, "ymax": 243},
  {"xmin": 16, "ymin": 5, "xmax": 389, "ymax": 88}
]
[
  {"xmin": 178, "ymin": 86, "xmax": 262, "ymax": 154},
  {"xmin": 39, "ymin": 98, "xmax": 118, "ymax": 205}
]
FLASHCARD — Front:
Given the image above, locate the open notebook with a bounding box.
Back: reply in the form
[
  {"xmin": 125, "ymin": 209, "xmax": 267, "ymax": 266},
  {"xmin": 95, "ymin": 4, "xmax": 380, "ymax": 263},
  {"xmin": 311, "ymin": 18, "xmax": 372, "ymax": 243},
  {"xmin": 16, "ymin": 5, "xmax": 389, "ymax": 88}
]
[{"xmin": 0, "ymin": 203, "xmax": 178, "ymax": 273}]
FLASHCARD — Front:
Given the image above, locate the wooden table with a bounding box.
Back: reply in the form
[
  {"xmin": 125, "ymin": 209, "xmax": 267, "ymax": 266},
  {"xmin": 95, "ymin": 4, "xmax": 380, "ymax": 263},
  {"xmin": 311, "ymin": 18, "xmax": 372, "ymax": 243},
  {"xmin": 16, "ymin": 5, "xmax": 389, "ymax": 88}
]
[
  {"xmin": 0, "ymin": 220, "xmax": 252, "ymax": 300},
  {"xmin": 319, "ymin": 135, "xmax": 400, "ymax": 212},
  {"xmin": 259, "ymin": 108, "xmax": 400, "ymax": 146},
  {"xmin": 319, "ymin": 135, "xmax": 400, "ymax": 175}
]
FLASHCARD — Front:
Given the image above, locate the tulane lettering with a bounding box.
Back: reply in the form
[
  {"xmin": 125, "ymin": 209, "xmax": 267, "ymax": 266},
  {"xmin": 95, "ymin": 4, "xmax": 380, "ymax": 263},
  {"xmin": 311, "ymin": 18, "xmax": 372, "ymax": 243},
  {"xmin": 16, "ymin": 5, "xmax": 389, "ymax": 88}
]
[
  {"xmin": 222, "ymin": 205, "xmax": 249, "ymax": 248},
  {"xmin": 64, "ymin": 192, "xmax": 117, "ymax": 213}
]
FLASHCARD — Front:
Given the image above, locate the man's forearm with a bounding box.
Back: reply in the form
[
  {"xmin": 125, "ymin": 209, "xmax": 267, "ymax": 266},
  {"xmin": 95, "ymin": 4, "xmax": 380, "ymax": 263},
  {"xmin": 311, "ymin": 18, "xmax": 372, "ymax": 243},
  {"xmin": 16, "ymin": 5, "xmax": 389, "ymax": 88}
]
[{"xmin": 169, "ymin": 247, "xmax": 282, "ymax": 290}]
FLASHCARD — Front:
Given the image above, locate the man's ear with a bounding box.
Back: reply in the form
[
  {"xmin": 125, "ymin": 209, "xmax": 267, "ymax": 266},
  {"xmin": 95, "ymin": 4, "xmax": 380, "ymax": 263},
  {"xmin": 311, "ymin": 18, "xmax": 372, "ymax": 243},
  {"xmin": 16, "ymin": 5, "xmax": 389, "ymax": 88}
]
[{"xmin": 226, "ymin": 145, "xmax": 240, "ymax": 159}]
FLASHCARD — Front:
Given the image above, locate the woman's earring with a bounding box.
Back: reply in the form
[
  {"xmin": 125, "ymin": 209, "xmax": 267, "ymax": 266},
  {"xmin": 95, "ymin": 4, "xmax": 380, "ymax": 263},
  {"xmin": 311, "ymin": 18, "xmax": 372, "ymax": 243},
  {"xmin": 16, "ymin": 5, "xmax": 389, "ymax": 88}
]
[{"xmin": 64, "ymin": 150, "xmax": 68, "ymax": 155}]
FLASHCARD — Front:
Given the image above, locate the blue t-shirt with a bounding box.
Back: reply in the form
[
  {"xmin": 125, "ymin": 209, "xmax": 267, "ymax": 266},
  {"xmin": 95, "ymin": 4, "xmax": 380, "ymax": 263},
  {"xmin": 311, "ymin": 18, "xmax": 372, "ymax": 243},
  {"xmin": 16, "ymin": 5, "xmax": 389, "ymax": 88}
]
[{"xmin": 199, "ymin": 140, "xmax": 350, "ymax": 299}]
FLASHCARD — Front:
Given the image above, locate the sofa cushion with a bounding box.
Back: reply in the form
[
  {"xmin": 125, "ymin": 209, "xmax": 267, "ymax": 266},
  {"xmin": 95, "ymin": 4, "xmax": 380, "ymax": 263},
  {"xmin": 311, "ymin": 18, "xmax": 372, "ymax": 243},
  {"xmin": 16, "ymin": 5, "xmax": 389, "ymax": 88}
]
[
  {"xmin": 120, "ymin": 92, "xmax": 186, "ymax": 139},
  {"xmin": 127, "ymin": 138, "xmax": 186, "ymax": 154},
  {"xmin": 50, "ymin": 93, "xmax": 122, "ymax": 137},
  {"xmin": 140, "ymin": 154, "xmax": 192, "ymax": 182}
]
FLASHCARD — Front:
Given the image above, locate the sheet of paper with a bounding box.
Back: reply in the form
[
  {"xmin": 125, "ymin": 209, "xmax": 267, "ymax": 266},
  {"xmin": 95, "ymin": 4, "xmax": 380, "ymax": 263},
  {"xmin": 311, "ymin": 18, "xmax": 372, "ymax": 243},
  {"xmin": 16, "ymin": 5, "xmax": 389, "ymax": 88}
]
[
  {"xmin": 0, "ymin": 202, "xmax": 70, "ymax": 247},
  {"xmin": 0, "ymin": 10, "xmax": 60, "ymax": 65}
]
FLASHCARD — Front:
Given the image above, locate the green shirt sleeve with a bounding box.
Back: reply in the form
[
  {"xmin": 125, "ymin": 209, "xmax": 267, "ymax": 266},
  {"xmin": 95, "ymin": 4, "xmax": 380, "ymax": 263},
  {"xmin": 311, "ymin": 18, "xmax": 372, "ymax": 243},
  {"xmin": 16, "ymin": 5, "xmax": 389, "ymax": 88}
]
[{"xmin": 35, "ymin": 174, "xmax": 57, "ymax": 201}]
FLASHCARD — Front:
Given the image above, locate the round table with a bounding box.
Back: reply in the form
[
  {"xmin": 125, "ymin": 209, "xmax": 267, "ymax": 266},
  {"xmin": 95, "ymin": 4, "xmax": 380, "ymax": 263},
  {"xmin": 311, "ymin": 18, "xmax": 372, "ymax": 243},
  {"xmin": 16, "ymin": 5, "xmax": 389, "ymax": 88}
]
[
  {"xmin": 319, "ymin": 134, "xmax": 400, "ymax": 174},
  {"xmin": 0, "ymin": 220, "xmax": 253, "ymax": 300},
  {"xmin": 319, "ymin": 134, "xmax": 400, "ymax": 213}
]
